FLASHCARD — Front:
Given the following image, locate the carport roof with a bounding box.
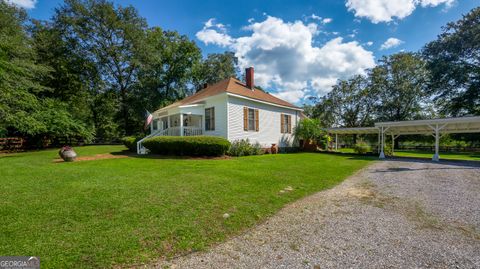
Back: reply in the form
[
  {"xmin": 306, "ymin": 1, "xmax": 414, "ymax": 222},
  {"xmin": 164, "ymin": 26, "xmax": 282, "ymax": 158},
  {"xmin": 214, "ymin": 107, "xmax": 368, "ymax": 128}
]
[
  {"xmin": 325, "ymin": 116, "xmax": 480, "ymax": 135},
  {"xmin": 325, "ymin": 127, "xmax": 379, "ymax": 135},
  {"xmin": 375, "ymin": 116, "xmax": 480, "ymax": 135}
]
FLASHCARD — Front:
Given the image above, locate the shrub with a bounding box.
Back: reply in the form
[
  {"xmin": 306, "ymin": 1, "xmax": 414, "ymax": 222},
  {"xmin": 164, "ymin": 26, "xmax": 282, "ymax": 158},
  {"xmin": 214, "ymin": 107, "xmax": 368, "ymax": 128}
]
[
  {"xmin": 353, "ymin": 141, "xmax": 371, "ymax": 154},
  {"xmin": 382, "ymin": 145, "xmax": 393, "ymax": 156},
  {"xmin": 122, "ymin": 136, "xmax": 142, "ymax": 152},
  {"xmin": 228, "ymin": 139, "xmax": 264, "ymax": 156},
  {"xmin": 142, "ymin": 136, "xmax": 231, "ymax": 156}
]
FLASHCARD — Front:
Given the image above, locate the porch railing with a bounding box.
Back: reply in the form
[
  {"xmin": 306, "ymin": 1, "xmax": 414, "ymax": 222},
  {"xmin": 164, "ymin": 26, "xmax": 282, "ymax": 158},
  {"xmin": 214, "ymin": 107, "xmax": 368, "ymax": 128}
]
[
  {"xmin": 183, "ymin": 126, "xmax": 202, "ymax": 136},
  {"xmin": 137, "ymin": 126, "xmax": 203, "ymax": 154}
]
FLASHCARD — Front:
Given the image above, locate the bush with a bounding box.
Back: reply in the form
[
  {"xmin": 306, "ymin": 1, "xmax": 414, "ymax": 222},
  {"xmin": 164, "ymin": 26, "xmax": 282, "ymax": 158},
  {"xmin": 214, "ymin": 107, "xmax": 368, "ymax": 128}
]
[
  {"xmin": 142, "ymin": 136, "xmax": 231, "ymax": 156},
  {"xmin": 382, "ymin": 145, "xmax": 393, "ymax": 156},
  {"xmin": 293, "ymin": 118, "xmax": 325, "ymax": 148},
  {"xmin": 122, "ymin": 136, "xmax": 142, "ymax": 152},
  {"xmin": 353, "ymin": 141, "xmax": 372, "ymax": 154},
  {"xmin": 228, "ymin": 139, "xmax": 264, "ymax": 156}
]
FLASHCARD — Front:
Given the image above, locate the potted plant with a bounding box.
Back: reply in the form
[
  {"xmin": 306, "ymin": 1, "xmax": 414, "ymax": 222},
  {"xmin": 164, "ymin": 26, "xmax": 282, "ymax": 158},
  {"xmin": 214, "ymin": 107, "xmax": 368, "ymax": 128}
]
[{"xmin": 59, "ymin": 146, "xmax": 77, "ymax": 162}]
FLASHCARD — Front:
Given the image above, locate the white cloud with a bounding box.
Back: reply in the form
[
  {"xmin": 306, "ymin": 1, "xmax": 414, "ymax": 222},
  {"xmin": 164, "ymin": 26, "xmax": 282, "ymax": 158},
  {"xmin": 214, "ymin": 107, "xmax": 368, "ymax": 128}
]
[
  {"xmin": 322, "ymin": 18, "xmax": 333, "ymax": 24},
  {"xmin": 308, "ymin": 14, "xmax": 322, "ymax": 20},
  {"xmin": 346, "ymin": 0, "xmax": 455, "ymax": 23},
  {"xmin": 366, "ymin": 41, "xmax": 374, "ymax": 46},
  {"xmin": 380, "ymin": 37, "xmax": 404, "ymax": 50},
  {"xmin": 195, "ymin": 18, "xmax": 233, "ymax": 47},
  {"xmin": 196, "ymin": 16, "xmax": 375, "ymax": 103},
  {"xmin": 6, "ymin": 0, "xmax": 37, "ymax": 9}
]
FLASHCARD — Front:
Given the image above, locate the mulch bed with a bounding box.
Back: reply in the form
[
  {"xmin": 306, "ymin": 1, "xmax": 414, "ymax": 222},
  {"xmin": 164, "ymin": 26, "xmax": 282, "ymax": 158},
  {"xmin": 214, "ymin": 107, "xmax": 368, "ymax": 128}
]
[
  {"xmin": 53, "ymin": 153, "xmax": 130, "ymax": 163},
  {"xmin": 53, "ymin": 153, "xmax": 232, "ymax": 163}
]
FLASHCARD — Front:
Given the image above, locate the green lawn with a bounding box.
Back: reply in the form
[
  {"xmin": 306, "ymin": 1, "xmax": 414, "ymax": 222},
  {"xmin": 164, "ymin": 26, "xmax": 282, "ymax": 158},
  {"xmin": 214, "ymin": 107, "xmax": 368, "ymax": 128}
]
[
  {"xmin": 337, "ymin": 148, "xmax": 480, "ymax": 161},
  {"xmin": 0, "ymin": 146, "xmax": 374, "ymax": 268},
  {"xmin": 394, "ymin": 150, "xmax": 480, "ymax": 161}
]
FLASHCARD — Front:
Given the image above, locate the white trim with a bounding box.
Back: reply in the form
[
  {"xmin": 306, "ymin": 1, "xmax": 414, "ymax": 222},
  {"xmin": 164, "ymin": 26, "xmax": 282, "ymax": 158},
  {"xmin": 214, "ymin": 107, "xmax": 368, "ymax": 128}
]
[
  {"xmin": 178, "ymin": 103, "xmax": 205, "ymax": 108},
  {"xmin": 155, "ymin": 93, "xmax": 227, "ymax": 113},
  {"xmin": 326, "ymin": 127, "xmax": 379, "ymax": 134},
  {"xmin": 226, "ymin": 93, "xmax": 303, "ymax": 111},
  {"xmin": 375, "ymin": 116, "xmax": 480, "ymax": 127}
]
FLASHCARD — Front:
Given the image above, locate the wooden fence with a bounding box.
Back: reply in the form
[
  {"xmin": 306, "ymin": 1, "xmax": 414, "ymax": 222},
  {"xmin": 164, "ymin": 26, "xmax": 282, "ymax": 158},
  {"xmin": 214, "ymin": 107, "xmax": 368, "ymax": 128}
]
[{"xmin": 0, "ymin": 137, "xmax": 25, "ymax": 152}]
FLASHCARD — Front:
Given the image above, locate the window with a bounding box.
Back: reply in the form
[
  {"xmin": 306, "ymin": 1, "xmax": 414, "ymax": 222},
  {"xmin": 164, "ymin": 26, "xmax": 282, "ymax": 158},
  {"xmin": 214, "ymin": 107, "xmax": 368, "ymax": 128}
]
[
  {"xmin": 205, "ymin": 107, "xmax": 215, "ymax": 131},
  {"xmin": 248, "ymin": 108, "xmax": 256, "ymax": 131},
  {"xmin": 281, "ymin": 114, "xmax": 292, "ymax": 133},
  {"xmin": 243, "ymin": 107, "xmax": 259, "ymax": 131}
]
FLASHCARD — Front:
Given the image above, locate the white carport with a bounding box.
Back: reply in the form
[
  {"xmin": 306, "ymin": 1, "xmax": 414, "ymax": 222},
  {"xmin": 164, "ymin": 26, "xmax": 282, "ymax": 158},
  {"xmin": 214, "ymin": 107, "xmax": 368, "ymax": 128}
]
[
  {"xmin": 326, "ymin": 127, "xmax": 379, "ymax": 151},
  {"xmin": 327, "ymin": 116, "xmax": 480, "ymax": 161}
]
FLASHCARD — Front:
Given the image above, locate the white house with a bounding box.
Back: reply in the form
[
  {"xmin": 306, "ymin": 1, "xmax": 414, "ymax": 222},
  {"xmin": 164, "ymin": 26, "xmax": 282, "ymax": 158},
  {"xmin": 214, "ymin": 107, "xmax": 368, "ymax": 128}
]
[{"xmin": 137, "ymin": 67, "xmax": 303, "ymax": 154}]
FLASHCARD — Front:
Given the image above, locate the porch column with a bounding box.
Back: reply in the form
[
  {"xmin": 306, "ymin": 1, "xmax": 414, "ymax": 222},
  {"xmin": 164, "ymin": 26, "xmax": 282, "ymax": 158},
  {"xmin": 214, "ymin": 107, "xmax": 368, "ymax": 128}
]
[
  {"xmin": 335, "ymin": 133, "xmax": 338, "ymax": 151},
  {"xmin": 433, "ymin": 124, "xmax": 440, "ymax": 161},
  {"xmin": 379, "ymin": 127, "xmax": 385, "ymax": 159},
  {"xmin": 180, "ymin": 113, "xmax": 184, "ymax": 136},
  {"xmin": 150, "ymin": 118, "xmax": 154, "ymax": 134}
]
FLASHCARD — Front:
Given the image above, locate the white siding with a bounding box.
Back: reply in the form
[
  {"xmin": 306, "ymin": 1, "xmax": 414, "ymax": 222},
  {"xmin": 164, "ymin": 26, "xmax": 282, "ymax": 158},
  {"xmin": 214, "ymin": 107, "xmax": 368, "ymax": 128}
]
[
  {"xmin": 203, "ymin": 94, "xmax": 228, "ymax": 138},
  {"xmin": 227, "ymin": 95, "xmax": 299, "ymax": 147}
]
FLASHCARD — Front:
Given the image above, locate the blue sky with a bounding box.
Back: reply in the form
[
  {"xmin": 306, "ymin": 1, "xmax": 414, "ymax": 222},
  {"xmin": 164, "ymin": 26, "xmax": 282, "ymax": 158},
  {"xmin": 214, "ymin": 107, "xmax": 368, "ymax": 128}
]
[{"xmin": 13, "ymin": 0, "xmax": 479, "ymax": 104}]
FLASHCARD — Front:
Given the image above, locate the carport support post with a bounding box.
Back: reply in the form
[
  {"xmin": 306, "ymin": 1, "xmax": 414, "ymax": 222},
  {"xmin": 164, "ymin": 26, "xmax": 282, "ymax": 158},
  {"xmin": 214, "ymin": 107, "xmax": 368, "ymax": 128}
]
[
  {"xmin": 391, "ymin": 134, "xmax": 395, "ymax": 155},
  {"xmin": 379, "ymin": 126, "xmax": 385, "ymax": 159},
  {"xmin": 433, "ymin": 124, "xmax": 440, "ymax": 162},
  {"xmin": 335, "ymin": 133, "xmax": 338, "ymax": 151},
  {"xmin": 377, "ymin": 129, "xmax": 380, "ymax": 154}
]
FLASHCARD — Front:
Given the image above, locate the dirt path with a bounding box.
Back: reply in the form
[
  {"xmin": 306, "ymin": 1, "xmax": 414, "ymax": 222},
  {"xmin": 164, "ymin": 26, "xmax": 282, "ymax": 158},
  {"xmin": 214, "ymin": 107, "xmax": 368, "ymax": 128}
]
[{"xmin": 153, "ymin": 159, "xmax": 480, "ymax": 269}]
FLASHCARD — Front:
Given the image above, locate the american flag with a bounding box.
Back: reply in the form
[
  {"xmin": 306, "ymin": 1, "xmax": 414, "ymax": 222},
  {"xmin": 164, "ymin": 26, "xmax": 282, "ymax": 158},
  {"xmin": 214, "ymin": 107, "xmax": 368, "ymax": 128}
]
[{"xmin": 144, "ymin": 110, "xmax": 153, "ymax": 130}]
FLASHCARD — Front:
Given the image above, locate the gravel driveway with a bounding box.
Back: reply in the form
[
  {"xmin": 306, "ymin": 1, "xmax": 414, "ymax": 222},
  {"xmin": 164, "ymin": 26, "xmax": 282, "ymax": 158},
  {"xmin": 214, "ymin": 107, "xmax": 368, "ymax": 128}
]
[{"xmin": 154, "ymin": 159, "xmax": 480, "ymax": 269}]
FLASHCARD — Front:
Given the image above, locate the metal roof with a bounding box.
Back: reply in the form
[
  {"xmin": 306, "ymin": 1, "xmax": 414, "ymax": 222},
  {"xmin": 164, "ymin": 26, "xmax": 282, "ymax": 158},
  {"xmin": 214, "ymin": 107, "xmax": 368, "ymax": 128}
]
[
  {"xmin": 326, "ymin": 116, "xmax": 480, "ymax": 136},
  {"xmin": 325, "ymin": 127, "xmax": 379, "ymax": 134}
]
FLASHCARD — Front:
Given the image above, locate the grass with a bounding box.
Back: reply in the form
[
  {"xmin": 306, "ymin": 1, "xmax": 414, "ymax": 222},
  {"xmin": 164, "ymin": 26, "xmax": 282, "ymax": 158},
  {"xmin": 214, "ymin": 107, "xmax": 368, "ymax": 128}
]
[
  {"xmin": 337, "ymin": 148, "xmax": 480, "ymax": 161},
  {"xmin": 0, "ymin": 146, "xmax": 374, "ymax": 268},
  {"xmin": 394, "ymin": 150, "xmax": 480, "ymax": 161}
]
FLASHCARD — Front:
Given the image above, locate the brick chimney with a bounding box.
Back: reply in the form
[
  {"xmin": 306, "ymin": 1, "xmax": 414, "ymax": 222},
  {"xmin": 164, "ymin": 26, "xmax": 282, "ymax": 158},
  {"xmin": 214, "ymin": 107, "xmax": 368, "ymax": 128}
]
[{"xmin": 245, "ymin": 67, "xmax": 254, "ymax": 90}]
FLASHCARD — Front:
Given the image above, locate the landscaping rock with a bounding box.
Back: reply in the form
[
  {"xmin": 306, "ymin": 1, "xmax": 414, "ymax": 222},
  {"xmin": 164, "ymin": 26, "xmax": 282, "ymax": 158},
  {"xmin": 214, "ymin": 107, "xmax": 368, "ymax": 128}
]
[
  {"xmin": 223, "ymin": 213, "xmax": 230, "ymax": 219},
  {"xmin": 59, "ymin": 146, "xmax": 77, "ymax": 162}
]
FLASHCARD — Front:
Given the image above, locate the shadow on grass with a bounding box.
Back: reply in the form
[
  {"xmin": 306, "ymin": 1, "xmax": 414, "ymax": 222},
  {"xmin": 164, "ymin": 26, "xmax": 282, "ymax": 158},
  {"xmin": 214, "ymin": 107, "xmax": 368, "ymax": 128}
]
[
  {"xmin": 118, "ymin": 151, "xmax": 232, "ymax": 161},
  {"xmin": 313, "ymin": 150, "xmax": 480, "ymax": 168}
]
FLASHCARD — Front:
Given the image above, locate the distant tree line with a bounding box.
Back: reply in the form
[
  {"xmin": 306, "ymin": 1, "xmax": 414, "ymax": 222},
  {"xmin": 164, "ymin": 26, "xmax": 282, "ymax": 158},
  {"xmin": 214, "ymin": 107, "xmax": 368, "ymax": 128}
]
[
  {"xmin": 305, "ymin": 7, "xmax": 480, "ymax": 128},
  {"xmin": 0, "ymin": 0, "xmax": 238, "ymax": 146}
]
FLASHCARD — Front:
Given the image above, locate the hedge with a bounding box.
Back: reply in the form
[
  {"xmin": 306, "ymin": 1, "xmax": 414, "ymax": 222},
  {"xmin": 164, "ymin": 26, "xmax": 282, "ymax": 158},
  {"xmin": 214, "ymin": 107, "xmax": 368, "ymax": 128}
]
[
  {"xmin": 122, "ymin": 136, "xmax": 142, "ymax": 152},
  {"xmin": 142, "ymin": 136, "xmax": 231, "ymax": 156}
]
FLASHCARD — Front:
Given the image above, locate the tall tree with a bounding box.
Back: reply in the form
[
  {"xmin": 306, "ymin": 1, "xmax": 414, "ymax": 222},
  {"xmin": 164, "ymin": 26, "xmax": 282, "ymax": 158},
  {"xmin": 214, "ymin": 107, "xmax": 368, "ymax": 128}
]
[
  {"xmin": 311, "ymin": 75, "xmax": 375, "ymax": 128},
  {"xmin": 53, "ymin": 0, "xmax": 148, "ymax": 135},
  {"xmin": 31, "ymin": 20, "xmax": 96, "ymax": 134},
  {"xmin": 194, "ymin": 51, "xmax": 238, "ymax": 90},
  {"xmin": 370, "ymin": 52, "xmax": 431, "ymax": 122},
  {"xmin": 138, "ymin": 27, "xmax": 201, "ymax": 102},
  {"xmin": 0, "ymin": 1, "xmax": 91, "ymax": 142},
  {"xmin": 423, "ymin": 7, "xmax": 480, "ymax": 116}
]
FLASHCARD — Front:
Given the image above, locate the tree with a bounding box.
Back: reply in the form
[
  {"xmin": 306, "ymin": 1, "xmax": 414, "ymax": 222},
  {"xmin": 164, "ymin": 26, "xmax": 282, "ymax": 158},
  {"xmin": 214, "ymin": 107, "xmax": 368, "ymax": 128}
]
[
  {"xmin": 194, "ymin": 51, "xmax": 238, "ymax": 90},
  {"xmin": 293, "ymin": 118, "xmax": 328, "ymax": 149},
  {"xmin": 0, "ymin": 1, "xmax": 91, "ymax": 143},
  {"xmin": 370, "ymin": 52, "xmax": 431, "ymax": 122},
  {"xmin": 138, "ymin": 27, "xmax": 201, "ymax": 102},
  {"xmin": 423, "ymin": 7, "xmax": 480, "ymax": 116},
  {"xmin": 53, "ymin": 0, "xmax": 148, "ymax": 135},
  {"xmin": 310, "ymin": 75, "xmax": 375, "ymax": 128},
  {"xmin": 31, "ymin": 19, "xmax": 96, "ymax": 136}
]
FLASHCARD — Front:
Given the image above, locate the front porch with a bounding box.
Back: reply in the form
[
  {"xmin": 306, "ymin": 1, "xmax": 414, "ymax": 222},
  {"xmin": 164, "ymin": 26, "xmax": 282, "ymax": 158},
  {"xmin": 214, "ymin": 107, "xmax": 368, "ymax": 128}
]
[
  {"xmin": 137, "ymin": 113, "xmax": 203, "ymax": 154},
  {"xmin": 152, "ymin": 113, "xmax": 203, "ymax": 137}
]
